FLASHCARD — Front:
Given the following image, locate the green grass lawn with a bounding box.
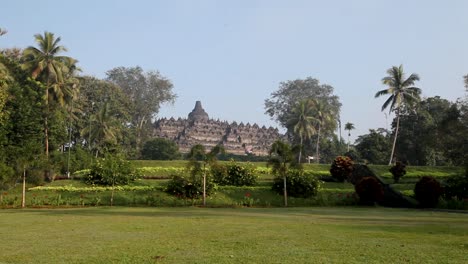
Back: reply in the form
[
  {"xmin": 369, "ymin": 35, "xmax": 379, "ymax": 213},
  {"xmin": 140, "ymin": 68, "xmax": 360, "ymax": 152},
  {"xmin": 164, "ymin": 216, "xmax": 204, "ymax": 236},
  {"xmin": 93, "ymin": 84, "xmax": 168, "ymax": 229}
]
[{"xmin": 0, "ymin": 207, "xmax": 466, "ymax": 263}]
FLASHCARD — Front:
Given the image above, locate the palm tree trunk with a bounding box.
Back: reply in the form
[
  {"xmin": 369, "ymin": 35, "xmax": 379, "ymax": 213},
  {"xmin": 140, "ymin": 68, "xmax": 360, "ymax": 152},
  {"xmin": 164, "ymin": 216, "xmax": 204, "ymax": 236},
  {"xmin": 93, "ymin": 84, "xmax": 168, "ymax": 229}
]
[
  {"xmin": 316, "ymin": 124, "xmax": 321, "ymax": 163},
  {"xmin": 298, "ymin": 136, "xmax": 303, "ymax": 164},
  {"xmin": 283, "ymin": 175, "xmax": 288, "ymax": 207},
  {"xmin": 388, "ymin": 109, "xmax": 400, "ymax": 165},
  {"xmin": 347, "ymin": 131, "xmax": 350, "ymax": 152},
  {"xmin": 21, "ymin": 166, "xmax": 26, "ymax": 208}
]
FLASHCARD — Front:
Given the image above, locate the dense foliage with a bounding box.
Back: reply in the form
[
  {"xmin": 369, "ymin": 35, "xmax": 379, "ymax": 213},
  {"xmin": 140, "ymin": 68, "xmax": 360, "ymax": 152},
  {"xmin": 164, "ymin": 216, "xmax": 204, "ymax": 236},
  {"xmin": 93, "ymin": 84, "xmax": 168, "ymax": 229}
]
[
  {"xmin": 389, "ymin": 161, "xmax": 406, "ymax": 183},
  {"xmin": 141, "ymin": 138, "xmax": 180, "ymax": 160},
  {"xmin": 165, "ymin": 174, "xmax": 216, "ymax": 199},
  {"xmin": 272, "ymin": 169, "xmax": 321, "ymax": 198},
  {"xmin": 355, "ymin": 177, "xmax": 384, "ymax": 205},
  {"xmin": 212, "ymin": 161, "xmax": 257, "ymax": 186},
  {"xmin": 84, "ymin": 155, "xmax": 139, "ymax": 186},
  {"xmin": 330, "ymin": 156, "xmax": 354, "ymax": 182},
  {"xmin": 414, "ymin": 176, "xmax": 443, "ymax": 208}
]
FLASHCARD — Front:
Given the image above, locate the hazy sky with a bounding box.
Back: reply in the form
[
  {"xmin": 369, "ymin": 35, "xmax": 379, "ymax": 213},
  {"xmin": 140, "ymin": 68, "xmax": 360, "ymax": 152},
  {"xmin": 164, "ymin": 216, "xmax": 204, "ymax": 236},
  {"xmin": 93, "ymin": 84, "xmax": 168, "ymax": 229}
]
[{"xmin": 2, "ymin": 0, "xmax": 467, "ymax": 142}]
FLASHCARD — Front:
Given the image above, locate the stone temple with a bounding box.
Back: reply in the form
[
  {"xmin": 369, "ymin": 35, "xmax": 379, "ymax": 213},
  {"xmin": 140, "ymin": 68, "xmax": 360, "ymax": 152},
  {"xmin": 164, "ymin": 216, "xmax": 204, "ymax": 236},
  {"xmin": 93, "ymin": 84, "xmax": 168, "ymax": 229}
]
[{"xmin": 153, "ymin": 101, "xmax": 283, "ymax": 156}]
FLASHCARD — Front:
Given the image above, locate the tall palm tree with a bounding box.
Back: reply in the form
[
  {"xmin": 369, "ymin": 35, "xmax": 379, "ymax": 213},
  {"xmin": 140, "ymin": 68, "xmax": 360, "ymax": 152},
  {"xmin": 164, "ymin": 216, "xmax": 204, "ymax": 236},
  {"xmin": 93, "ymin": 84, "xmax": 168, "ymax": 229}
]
[
  {"xmin": 375, "ymin": 65, "xmax": 421, "ymax": 165},
  {"xmin": 287, "ymin": 99, "xmax": 317, "ymax": 163},
  {"xmin": 268, "ymin": 140, "xmax": 294, "ymax": 206},
  {"xmin": 344, "ymin": 122, "xmax": 355, "ymax": 152},
  {"xmin": 23, "ymin": 31, "xmax": 75, "ymax": 157},
  {"xmin": 311, "ymin": 99, "xmax": 334, "ymax": 164}
]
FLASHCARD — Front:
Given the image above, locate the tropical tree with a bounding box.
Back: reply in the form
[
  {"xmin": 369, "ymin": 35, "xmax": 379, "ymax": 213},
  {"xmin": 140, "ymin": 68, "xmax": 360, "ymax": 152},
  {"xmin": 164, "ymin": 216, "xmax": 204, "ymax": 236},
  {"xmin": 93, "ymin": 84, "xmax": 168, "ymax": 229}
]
[
  {"xmin": 286, "ymin": 99, "xmax": 317, "ymax": 163},
  {"xmin": 82, "ymin": 102, "xmax": 121, "ymax": 158},
  {"xmin": 267, "ymin": 140, "xmax": 294, "ymax": 206},
  {"xmin": 311, "ymin": 98, "xmax": 335, "ymax": 163},
  {"xmin": 375, "ymin": 65, "xmax": 421, "ymax": 165},
  {"xmin": 344, "ymin": 122, "xmax": 355, "ymax": 152},
  {"xmin": 106, "ymin": 66, "xmax": 176, "ymax": 156},
  {"xmin": 22, "ymin": 31, "xmax": 76, "ymax": 157},
  {"xmin": 186, "ymin": 144, "xmax": 224, "ymax": 206}
]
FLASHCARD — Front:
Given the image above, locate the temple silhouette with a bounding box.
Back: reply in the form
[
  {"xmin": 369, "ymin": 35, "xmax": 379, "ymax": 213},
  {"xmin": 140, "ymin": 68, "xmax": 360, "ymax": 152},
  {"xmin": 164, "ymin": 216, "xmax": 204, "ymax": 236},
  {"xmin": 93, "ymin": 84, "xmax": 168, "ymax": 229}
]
[{"xmin": 153, "ymin": 101, "xmax": 283, "ymax": 156}]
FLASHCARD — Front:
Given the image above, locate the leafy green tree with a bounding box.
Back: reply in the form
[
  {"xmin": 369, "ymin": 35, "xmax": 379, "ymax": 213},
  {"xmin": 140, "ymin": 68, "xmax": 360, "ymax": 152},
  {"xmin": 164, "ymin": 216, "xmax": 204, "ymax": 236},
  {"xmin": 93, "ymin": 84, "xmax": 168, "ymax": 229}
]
[
  {"xmin": 76, "ymin": 76, "xmax": 131, "ymax": 154},
  {"xmin": 106, "ymin": 66, "xmax": 176, "ymax": 156},
  {"xmin": 82, "ymin": 102, "xmax": 122, "ymax": 157},
  {"xmin": 286, "ymin": 99, "xmax": 317, "ymax": 163},
  {"xmin": 375, "ymin": 65, "xmax": 421, "ymax": 165},
  {"xmin": 186, "ymin": 144, "xmax": 224, "ymax": 206},
  {"xmin": 355, "ymin": 129, "xmax": 391, "ymax": 164},
  {"xmin": 23, "ymin": 31, "xmax": 77, "ymax": 157},
  {"xmin": 141, "ymin": 138, "xmax": 180, "ymax": 160},
  {"xmin": 344, "ymin": 122, "xmax": 355, "ymax": 152},
  {"xmin": 267, "ymin": 140, "xmax": 294, "ymax": 206}
]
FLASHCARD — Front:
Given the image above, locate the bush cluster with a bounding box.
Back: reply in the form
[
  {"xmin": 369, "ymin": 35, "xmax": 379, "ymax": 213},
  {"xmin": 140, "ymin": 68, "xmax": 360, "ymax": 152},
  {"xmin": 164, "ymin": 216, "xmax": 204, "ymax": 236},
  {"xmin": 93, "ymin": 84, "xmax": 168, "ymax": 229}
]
[
  {"xmin": 165, "ymin": 174, "xmax": 216, "ymax": 199},
  {"xmin": 272, "ymin": 169, "xmax": 320, "ymax": 198},
  {"xmin": 389, "ymin": 161, "xmax": 406, "ymax": 183},
  {"xmin": 330, "ymin": 156, "xmax": 354, "ymax": 182},
  {"xmin": 355, "ymin": 177, "xmax": 384, "ymax": 205},
  {"xmin": 212, "ymin": 161, "xmax": 257, "ymax": 186},
  {"xmin": 84, "ymin": 155, "xmax": 139, "ymax": 186},
  {"xmin": 443, "ymin": 174, "xmax": 468, "ymax": 200},
  {"xmin": 414, "ymin": 176, "xmax": 443, "ymax": 208}
]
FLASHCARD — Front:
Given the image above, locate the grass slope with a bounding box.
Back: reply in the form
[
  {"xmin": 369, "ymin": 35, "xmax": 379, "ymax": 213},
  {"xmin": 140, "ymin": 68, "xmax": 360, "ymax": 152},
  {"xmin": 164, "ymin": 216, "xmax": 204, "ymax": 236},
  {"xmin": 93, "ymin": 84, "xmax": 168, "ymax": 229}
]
[{"xmin": 0, "ymin": 207, "xmax": 467, "ymax": 263}]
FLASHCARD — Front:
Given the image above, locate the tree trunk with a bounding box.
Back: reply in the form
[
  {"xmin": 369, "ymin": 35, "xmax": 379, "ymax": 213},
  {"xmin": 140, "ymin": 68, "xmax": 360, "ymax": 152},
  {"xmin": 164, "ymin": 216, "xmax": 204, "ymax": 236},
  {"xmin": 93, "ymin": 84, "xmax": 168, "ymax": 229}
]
[
  {"xmin": 21, "ymin": 166, "xmax": 26, "ymax": 208},
  {"xmin": 110, "ymin": 179, "xmax": 115, "ymax": 206},
  {"xmin": 388, "ymin": 109, "xmax": 400, "ymax": 165},
  {"xmin": 316, "ymin": 124, "xmax": 321, "ymax": 164},
  {"xmin": 347, "ymin": 131, "xmax": 350, "ymax": 152},
  {"xmin": 298, "ymin": 136, "xmax": 303, "ymax": 164},
  {"xmin": 202, "ymin": 164, "xmax": 206, "ymax": 207},
  {"xmin": 44, "ymin": 87, "xmax": 49, "ymax": 157},
  {"xmin": 283, "ymin": 175, "xmax": 288, "ymax": 207}
]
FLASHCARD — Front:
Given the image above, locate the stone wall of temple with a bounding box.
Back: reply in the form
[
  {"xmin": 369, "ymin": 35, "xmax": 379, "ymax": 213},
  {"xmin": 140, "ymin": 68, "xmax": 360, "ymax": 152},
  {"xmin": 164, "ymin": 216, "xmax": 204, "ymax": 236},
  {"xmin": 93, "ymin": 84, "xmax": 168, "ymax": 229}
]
[{"xmin": 152, "ymin": 101, "xmax": 283, "ymax": 156}]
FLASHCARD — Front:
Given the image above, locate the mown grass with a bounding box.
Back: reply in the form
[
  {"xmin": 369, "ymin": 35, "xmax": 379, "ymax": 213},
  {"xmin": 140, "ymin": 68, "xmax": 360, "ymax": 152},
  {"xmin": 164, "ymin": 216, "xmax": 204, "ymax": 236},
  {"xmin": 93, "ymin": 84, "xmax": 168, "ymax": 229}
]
[{"xmin": 0, "ymin": 207, "xmax": 466, "ymax": 264}]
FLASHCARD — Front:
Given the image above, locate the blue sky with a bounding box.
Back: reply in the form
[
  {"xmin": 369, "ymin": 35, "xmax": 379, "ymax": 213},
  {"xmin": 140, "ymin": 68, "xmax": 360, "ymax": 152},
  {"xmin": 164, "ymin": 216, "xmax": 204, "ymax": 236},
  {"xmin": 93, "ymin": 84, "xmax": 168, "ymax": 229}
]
[{"xmin": 2, "ymin": 0, "xmax": 467, "ymax": 142}]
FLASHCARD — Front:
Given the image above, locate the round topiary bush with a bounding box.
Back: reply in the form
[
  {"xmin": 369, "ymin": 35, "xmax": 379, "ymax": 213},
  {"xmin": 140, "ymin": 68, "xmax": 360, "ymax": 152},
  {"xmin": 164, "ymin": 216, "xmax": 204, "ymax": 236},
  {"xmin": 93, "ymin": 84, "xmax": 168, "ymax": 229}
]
[
  {"xmin": 330, "ymin": 156, "xmax": 354, "ymax": 182},
  {"xmin": 272, "ymin": 169, "xmax": 321, "ymax": 198},
  {"xmin": 389, "ymin": 161, "xmax": 407, "ymax": 183},
  {"xmin": 355, "ymin": 177, "xmax": 384, "ymax": 205},
  {"xmin": 443, "ymin": 175, "xmax": 468, "ymax": 200},
  {"xmin": 84, "ymin": 155, "xmax": 139, "ymax": 186},
  {"xmin": 414, "ymin": 176, "xmax": 443, "ymax": 208}
]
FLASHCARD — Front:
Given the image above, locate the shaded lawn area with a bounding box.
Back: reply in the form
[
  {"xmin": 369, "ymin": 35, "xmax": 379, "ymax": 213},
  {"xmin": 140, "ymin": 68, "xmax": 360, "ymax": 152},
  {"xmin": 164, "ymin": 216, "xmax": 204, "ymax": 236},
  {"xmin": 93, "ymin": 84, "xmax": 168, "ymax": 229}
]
[{"xmin": 1, "ymin": 207, "xmax": 467, "ymax": 263}]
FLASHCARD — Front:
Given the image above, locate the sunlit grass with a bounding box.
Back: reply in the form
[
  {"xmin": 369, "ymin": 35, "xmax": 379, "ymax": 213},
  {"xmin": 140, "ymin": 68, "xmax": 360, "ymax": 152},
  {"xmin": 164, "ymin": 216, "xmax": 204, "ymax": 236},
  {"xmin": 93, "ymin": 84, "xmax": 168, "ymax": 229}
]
[{"xmin": 0, "ymin": 207, "xmax": 466, "ymax": 263}]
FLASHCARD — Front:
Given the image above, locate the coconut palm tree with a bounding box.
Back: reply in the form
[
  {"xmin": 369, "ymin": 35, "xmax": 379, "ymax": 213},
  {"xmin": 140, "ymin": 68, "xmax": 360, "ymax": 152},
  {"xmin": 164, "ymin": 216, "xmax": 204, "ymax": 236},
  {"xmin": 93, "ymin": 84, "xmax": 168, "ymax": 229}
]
[
  {"xmin": 375, "ymin": 65, "xmax": 421, "ymax": 165},
  {"xmin": 268, "ymin": 140, "xmax": 294, "ymax": 206},
  {"xmin": 345, "ymin": 122, "xmax": 355, "ymax": 152},
  {"xmin": 286, "ymin": 99, "xmax": 317, "ymax": 163},
  {"xmin": 23, "ymin": 31, "xmax": 76, "ymax": 157},
  {"xmin": 311, "ymin": 98, "xmax": 334, "ymax": 164}
]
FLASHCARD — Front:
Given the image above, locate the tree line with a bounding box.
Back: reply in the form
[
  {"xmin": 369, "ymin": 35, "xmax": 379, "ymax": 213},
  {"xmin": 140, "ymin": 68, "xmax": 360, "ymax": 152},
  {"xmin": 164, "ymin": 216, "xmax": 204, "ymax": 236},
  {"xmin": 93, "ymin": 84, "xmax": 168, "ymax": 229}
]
[{"xmin": 0, "ymin": 31, "xmax": 176, "ymax": 187}]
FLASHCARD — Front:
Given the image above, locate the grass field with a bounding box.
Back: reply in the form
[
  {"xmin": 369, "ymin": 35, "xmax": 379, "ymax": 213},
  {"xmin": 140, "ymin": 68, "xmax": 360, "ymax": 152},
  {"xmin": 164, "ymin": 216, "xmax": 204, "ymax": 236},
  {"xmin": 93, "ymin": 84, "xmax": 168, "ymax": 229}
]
[{"xmin": 0, "ymin": 207, "xmax": 466, "ymax": 263}]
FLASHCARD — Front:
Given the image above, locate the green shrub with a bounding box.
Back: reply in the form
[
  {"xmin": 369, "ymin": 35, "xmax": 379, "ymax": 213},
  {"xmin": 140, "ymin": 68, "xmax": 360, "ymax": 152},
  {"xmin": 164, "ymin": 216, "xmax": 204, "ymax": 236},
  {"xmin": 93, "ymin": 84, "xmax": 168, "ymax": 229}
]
[
  {"xmin": 443, "ymin": 175, "xmax": 468, "ymax": 200},
  {"xmin": 414, "ymin": 176, "xmax": 443, "ymax": 208},
  {"xmin": 0, "ymin": 162, "xmax": 15, "ymax": 190},
  {"xmin": 213, "ymin": 161, "xmax": 257, "ymax": 186},
  {"xmin": 330, "ymin": 156, "xmax": 354, "ymax": 182},
  {"xmin": 389, "ymin": 161, "xmax": 406, "ymax": 183},
  {"xmin": 84, "ymin": 155, "xmax": 139, "ymax": 186},
  {"xmin": 141, "ymin": 138, "xmax": 180, "ymax": 160},
  {"xmin": 355, "ymin": 177, "xmax": 384, "ymax": 205},
  {"xmin": 272, "ymin": 169, "xmax": 320, "ymax": 198},
  {"xmin": 165, "ymin": 173, "xmax": 216, "ymax": 199},
  {"xmin": 211, "ymin": 163, "xmax": 228, "ymax": 185}
]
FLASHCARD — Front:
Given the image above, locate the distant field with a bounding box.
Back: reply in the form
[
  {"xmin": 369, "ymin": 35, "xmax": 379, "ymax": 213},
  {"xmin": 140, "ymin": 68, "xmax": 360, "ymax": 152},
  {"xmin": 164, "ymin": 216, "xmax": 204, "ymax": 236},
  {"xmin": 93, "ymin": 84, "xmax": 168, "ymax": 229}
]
[{"xmin": 0, "ymin": 207, "xmax": 466, "ymax": 264}]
